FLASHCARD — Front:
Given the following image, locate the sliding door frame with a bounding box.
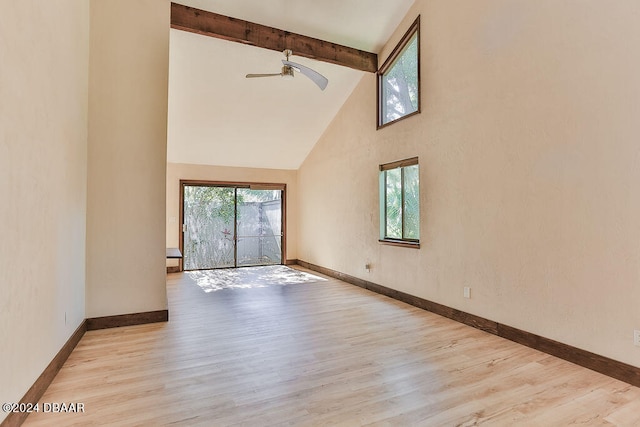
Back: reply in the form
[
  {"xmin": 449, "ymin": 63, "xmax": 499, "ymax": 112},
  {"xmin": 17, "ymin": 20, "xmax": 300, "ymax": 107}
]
[{"xmin": 179, "ymin": 180, "xmax": 287, "ymax": 271}]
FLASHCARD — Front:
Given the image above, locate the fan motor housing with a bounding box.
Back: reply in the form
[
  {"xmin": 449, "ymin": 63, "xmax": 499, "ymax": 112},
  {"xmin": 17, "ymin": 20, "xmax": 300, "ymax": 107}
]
[{"xmin": 281, "ymin": 66, "xmax": 294, "ymax": 79}]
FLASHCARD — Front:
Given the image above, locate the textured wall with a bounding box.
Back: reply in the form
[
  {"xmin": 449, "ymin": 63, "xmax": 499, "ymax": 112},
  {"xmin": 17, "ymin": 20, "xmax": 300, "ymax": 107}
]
[
  {"xmin": 166, "ymin": 162, "xmax": 299, "ymax": 266},
  {"xmin": 86, "ymin": 0, "xmax": 170, "ymax": 317},
  {"xmin": 298, "ymin": 0, "xmax": 640, "ymax": 367},
  {"xmin": 0, "ymin": 0, "xmax": 89, "ymax": 420}
]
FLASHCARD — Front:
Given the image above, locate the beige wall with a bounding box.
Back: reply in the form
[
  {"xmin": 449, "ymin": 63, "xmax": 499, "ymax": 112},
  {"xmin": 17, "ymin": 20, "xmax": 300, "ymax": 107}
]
[
  {"xmin": 298, "ymin": 0, "xmax": 640, "ymax": 368},
  {"xmin": 86, "ymin": 0, "xmax": 170, "ymax": 317},
  {"xmin": 0, "ymin": 0, "xmax": 89, "ymax": 419},
  {"xmin": 166, "ymin": 162, "xmax": 298, "ymax": 266}
]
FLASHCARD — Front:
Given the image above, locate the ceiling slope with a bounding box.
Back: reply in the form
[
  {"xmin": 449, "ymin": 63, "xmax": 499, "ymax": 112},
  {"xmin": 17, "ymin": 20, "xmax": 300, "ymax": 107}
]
[{"xmin": 167, "ymin": 0, "xmax": 415, "ymax": 170}]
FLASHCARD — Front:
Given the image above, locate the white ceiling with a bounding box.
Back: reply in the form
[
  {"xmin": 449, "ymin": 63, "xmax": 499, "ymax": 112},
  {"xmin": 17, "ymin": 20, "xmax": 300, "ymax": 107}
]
[{"xmin": 167, "ymin": 0, "xmax": 415, "ymax": 170}]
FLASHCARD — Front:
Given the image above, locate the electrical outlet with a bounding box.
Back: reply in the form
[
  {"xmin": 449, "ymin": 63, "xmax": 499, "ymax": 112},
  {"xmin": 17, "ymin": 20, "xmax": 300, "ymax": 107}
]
[
  {"xmin": 463, "ymin": 287, "xmax": 471, "ymax": 299},
  {"xmin": 634, "ymin": 330, "xmax": 640, "ymax": 347}
]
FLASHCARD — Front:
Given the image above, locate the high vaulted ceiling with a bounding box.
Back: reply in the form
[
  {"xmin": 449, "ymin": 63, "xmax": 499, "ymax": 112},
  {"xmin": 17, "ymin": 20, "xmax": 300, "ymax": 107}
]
[{"xmin": 167, "ymin": 0, "xmax": 415, "ymax": 170}]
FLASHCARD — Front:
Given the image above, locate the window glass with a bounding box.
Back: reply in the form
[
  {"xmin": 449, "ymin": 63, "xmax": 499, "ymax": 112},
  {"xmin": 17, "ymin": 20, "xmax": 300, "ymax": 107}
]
[
  {"xmin": 380, "ymin": 33, "xmax": 419, "ymax": 125},
  {"xmin": 379, "ymin": 159, "xmax": 420, "ymax": 245},
  {"xmin": 402, "ymin": 164, "xmax": 420, "ymax": 239},
  {"xmin": 385, "ymin": 168, "xmax": 403, "ymax": 239},
  {"xmin": 378, "ymin": 17, "xmax": 420, "ymax": 128}
]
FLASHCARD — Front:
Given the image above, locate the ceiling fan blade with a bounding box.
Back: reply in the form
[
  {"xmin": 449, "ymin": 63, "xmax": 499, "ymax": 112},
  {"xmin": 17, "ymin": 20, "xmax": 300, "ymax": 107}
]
[
  {"xmin": 282, "ymin": 60, "xmax": 328, "ymax": 90},
  {"xmin": 246, "ymin": 73, "xmax": 282, "ymax": 78}
]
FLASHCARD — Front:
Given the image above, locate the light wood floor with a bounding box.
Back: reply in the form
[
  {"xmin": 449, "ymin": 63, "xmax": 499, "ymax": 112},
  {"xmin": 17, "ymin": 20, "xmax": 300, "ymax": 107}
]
[{"xmin": 24, "ymin": 266, "xmax": 640, "ymax": 426}]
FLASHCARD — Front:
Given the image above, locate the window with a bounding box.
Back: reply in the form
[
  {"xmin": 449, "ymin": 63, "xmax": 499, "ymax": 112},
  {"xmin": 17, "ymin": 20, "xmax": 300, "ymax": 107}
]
[
  {"xmin": 379, "ymin": 157, "xmax": 420, "ymax": 247},
  {"xmin": 377, "ymin": 16, "xmax": 420, "ymax": 128}
]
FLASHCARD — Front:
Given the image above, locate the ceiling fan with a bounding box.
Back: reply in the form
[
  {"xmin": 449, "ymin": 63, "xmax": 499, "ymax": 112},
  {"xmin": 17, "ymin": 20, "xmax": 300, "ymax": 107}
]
[{"xmin": 246, "ymin": 49, "xmax": 328, "ymax": 91}]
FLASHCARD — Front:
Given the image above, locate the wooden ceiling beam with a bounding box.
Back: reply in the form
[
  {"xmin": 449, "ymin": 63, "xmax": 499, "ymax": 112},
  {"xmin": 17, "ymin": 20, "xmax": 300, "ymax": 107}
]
[{"xmin": 170, "ymin": 3, "xmax": 378, "ymax": 73}]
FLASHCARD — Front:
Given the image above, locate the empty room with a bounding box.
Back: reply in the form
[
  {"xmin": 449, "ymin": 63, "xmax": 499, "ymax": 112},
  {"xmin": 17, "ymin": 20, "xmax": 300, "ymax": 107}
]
[{"xmin": 2, "ymin": 0, "xmax": 640, "ymax": 426}]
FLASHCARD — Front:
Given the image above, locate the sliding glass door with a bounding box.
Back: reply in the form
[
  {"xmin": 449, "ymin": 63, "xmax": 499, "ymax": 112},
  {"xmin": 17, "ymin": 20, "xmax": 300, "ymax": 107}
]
[
  {"xmin": 182, "ymin": 186, "xmax": 236, "ymax": 270},
  {"xmin": 236, "ymin": 188, "xmax": 282, "ymax": 267},
  {"xmin": 181, "ymin": 183, "xmax": 284, "ymax": 270}
]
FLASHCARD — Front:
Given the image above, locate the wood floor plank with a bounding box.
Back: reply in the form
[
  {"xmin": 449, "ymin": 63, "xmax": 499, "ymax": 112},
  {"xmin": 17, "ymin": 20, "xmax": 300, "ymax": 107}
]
[{"xmin": 22, "ymin": 266, "xmax": 640, "ymax": 426}]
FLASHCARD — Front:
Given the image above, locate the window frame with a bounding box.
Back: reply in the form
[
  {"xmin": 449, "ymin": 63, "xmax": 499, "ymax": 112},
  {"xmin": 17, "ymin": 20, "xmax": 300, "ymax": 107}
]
[
  {"xmin": 377, "ymin": 16, "xmax": 421, "ymax": 129},
  {"xmin": 379, "ymin": 157, "xmax": 420, "ymax": 249}
]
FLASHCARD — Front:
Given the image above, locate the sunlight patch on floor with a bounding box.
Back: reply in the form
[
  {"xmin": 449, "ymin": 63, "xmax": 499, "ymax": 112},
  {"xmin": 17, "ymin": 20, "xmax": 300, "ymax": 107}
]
[{"xmin": 186, "ymin": 265, "xmax": 327, "ymax": 293}]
